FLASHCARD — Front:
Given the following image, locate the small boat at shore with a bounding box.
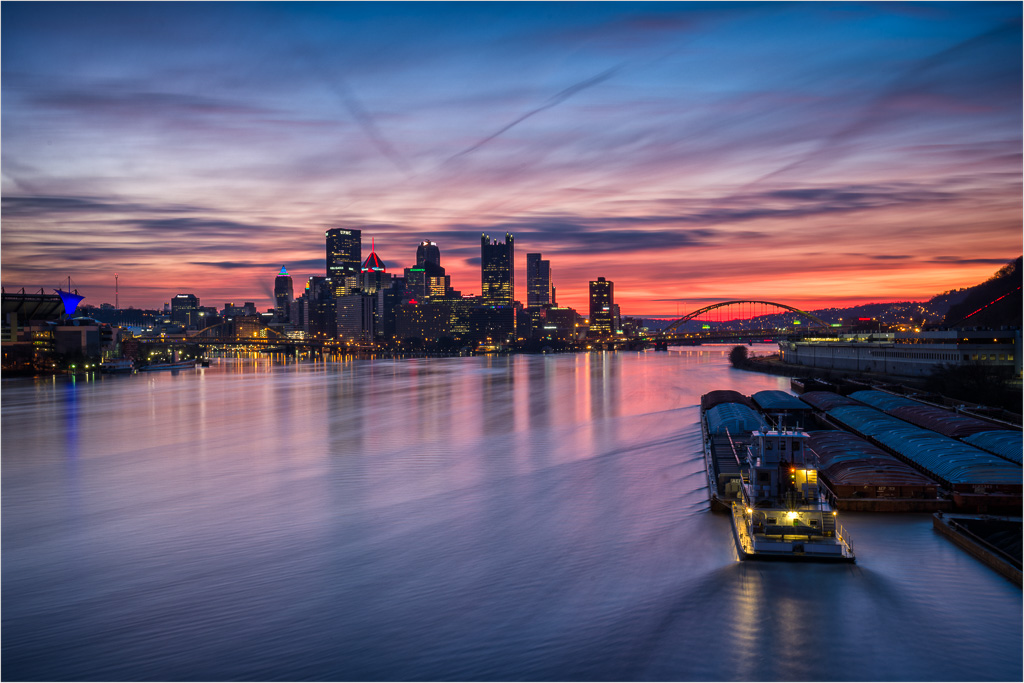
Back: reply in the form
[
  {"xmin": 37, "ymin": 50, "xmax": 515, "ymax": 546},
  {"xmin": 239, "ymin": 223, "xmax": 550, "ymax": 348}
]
[
  {"xmin": 138, "ymin": 359, "xmax": 198, "ymax": 371},
  {"xmin": 100, "ymin": 358, "xmax": 134, "ymax": 374}
]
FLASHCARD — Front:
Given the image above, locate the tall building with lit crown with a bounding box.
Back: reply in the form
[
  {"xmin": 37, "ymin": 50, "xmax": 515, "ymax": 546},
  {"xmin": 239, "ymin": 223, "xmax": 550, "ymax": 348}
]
[
  {"xmin": 481, "ymin": 233, "xmax": 514, "ymax": 307},
  {"xmin": 416, "ymin": 241, "xmax": 441, "ymax": 268},
  {"xmin": 170, "ymin": 294, "xmax": 200, "ymax": 328},
  {"xmin": 589, "ymin": 277, "xmax": 614, "ymax": 336},
  {"xmin": 326, "ymin": 228, "xmax": 362, "ymax": 296},
  {"xmin": 360, "ymin": 239, "xmax": 392, "ymax": 295},
  {"xmin": 334, "ymin": 239, "xmax": 391, "ymax": 344},
  {"xmin": 274, "ymin": 266, "xmax": 293, "ymax": 323},
  {"xmin": 526, "ymin": 253, "xmax": 554, "ymax": 307},
  {"xmin": 406, "ymin": 240, "xmax": 450, "ymax": 301}
]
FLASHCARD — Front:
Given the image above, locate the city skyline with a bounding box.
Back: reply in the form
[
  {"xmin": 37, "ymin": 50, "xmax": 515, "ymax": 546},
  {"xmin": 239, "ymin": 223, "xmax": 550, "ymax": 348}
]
[{"xmin": 2, "ymin": 2, "xmax": 1021, "ymax": 316}]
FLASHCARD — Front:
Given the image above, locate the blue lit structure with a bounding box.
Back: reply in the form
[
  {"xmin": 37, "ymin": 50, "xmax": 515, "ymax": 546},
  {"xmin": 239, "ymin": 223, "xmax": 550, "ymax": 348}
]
[{"xmin": 54, "ymin": 289, "xmax": 84, "ymax": 316}]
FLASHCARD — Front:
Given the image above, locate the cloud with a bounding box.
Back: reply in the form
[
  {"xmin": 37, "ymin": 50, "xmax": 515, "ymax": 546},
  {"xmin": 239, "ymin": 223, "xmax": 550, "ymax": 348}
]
[
  {"xmin": 190, "ymin": 258, "xmax": 323, "ymax": 271},
  {"xmin": 115, "ymin": 217, "xmax": 288, "ymax": 238},
  {"xmin": 304, "ymin": 64, "xmax": 412, "ymax": 175},
  {"xmin": 1, "ymin": 194, "xmax": 202, "ymax": 216},
  {"xmin": 433, "ymin": 181, "xmax": 962, "ymax": 257},
  {"xmin": 926, "ymin": 256, "xmax": 1016, "ymax": 265},
  {"xmin": 29, "ymin": 88, "xmax": 278, "ymax": 120},
  {"xmin": 746, "ymin": 20, "xmax": 1023, "ymax": 188}
]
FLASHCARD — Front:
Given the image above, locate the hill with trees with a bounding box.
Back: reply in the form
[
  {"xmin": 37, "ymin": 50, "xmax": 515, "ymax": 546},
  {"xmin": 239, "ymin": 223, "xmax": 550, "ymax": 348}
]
[{"xmin": 941, "ymin": 256, "xmax": 1022, "ymax": 328}]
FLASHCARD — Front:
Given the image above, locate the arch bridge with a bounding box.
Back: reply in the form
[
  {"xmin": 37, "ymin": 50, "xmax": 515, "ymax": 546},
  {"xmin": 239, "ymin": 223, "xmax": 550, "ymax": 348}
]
[
  {"xmin": 647, "ymin": 300, "xmax": 829, "ymax": 345},
  {"xmin": 662, "ymin": 300, "xmax": 828, "ymax": 334}
]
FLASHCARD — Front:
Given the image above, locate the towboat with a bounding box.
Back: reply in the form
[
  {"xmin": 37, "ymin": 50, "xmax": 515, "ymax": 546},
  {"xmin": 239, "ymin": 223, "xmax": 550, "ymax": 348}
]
[{"xmin": 731, "ymin": 429, "xmax": 855, "ymax": 562}]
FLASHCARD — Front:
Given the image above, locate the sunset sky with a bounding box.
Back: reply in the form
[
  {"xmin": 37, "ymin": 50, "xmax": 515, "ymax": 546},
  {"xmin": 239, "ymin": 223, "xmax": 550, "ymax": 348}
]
[{"xmin": 2, "ymin": 2, "xmax": 1021, "ymax": 316}]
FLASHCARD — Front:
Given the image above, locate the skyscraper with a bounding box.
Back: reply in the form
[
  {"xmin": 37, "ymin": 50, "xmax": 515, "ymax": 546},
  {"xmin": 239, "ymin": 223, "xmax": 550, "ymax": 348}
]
[
  {"xmin": 347, "ymin": 239, "xmax": 391, "ymax": 343},
  {"xmin": 274, "ymin": 266, "xmax": 293, "ymax": 323},
  {"xmin": 326, "ymin": 228, "xmax": 362, "ymax": 296},
  {"xmin": 416, "ymin": 240, "xmax": 441, "ymax": 268},
  {"xmin": 360, "ymin": 239, "xmax": 391, "ymax": 295},
  {"xmin": 526, "ymin": 253, "xmax": 554, "ymax": 308},
  {"xmin": 481, "ymin": 233, "xmax": 514, "ymax": 306},
  {"xmin": 298, "ymin": 276, "xmax": 337, "ymax": 338},
  {"xmin": 406, "ymin": 240, "xmax": 449, "ymax": 301},
  {"xmin": 170, "ymin": 293, "xmax": 200, "ymax": 328},
  {"xmin": 336, "ymin": 293, "xmax": 375, "ymax": 344},
  {"xmin": 589, "ymin": 277, "xmax": 614, "ymax": 336}
]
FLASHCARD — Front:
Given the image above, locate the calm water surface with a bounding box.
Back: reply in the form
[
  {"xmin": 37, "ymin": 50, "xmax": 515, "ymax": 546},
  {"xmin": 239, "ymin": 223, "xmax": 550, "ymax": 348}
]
[{"xmin": 3, "ymin": 348, "xmax": 1021, "ymax": 681}]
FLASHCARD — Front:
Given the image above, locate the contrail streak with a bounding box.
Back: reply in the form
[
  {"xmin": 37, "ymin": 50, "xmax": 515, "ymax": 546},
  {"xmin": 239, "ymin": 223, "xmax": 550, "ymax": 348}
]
[
  {"xmin": 741, "ymin": 20, "xmax": 1020, "ymax": 190},
  {"xmin": 443, "ymin": 66, "xmax": 621, "ymax": 165},
  {"xmin": 318, "ymin": 73, "xmax": 412, "ymax": 175},
  {"xmin": 287, "ymin": 38, "xmax": 412, "ymax": 176}
]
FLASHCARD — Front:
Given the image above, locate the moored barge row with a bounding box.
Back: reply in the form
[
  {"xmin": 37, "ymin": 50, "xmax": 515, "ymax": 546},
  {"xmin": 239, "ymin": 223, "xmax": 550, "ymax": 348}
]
[
  {"xmin": 702, "ymin": 388, "xmax": 1023, "ymax": 517},
  {"xmin": 807, "ymin": 430, "xmax": 944, "ymax": 512},
  {"xmin": 825, "ymin": 404, "xmax": 1021, "ymax": 503},
  {"xmin": 848, "ymin": 390, "xmax": 1023, "ymax": 464},
  {"xmin": 138, "ymin": 358, "xmax": 199, "ymax": 371},
  {"xmin": 791, "ymin": 389, "xmax": 1019, "ymax": 513}
]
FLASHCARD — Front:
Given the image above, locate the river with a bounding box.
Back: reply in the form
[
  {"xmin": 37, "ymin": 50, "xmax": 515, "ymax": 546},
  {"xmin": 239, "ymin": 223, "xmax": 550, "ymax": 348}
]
[{"xmin": 2, "ymin": 347, "xmax": 1021, "ymax": 681}]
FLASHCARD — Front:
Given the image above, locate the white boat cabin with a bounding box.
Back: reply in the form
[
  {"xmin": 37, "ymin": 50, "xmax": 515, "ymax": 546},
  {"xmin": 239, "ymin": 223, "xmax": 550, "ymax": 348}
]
[{"xmin": 743, "ymin": 430, "xmax": 823, "ymax": 512}]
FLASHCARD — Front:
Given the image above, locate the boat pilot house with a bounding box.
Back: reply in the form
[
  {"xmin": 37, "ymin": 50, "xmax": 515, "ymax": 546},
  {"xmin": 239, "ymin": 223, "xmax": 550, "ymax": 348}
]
[{"xmin": 746, "ymin": 430, "xmax": 820, "ymax": 531}]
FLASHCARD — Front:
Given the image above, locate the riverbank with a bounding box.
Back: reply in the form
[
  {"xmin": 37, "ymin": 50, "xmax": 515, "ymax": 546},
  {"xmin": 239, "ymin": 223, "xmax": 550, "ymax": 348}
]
[
  {"xmin": 739, "ymin": 353, "xmax": 1022, "ymax": 424},
  {"xmin": 740, "ymin": 353, "xmax": 932, "ymax": 387}
]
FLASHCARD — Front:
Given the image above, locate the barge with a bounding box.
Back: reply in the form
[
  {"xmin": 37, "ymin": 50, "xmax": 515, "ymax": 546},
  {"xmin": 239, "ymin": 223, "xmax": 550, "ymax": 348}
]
[
  {"xmin": 797, "ymin": 390, "xmax": 1022, "ymax": 513},
  {"xmin": 933, "ymin": 513, "xmax": 1022, "ymax": 586},
  {"xmin": 701, "ymin": 391, "xmax": 761, "ymax": 513},
  {"xmin": 818, "ymin": 400, "xmax": 1022, "ymax": 513}
]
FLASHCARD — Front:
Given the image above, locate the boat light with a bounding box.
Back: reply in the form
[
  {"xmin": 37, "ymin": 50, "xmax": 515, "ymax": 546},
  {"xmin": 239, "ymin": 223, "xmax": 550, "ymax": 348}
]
[
  {"xmin": 746, "ymin": 507, "xmax": 753, "ymax": 515},
  {"xmin": 786, "ymin": 511, "xmax": 798, "ymax": 521},
  {"xmin": 832, "ymin": 511, "xmax": 838, "ymax": 516}
]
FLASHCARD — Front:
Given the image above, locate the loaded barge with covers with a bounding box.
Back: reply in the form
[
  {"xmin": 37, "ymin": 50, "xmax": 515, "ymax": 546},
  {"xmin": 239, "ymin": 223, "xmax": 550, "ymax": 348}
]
[{"xmin": 702, "ymin": 391, "xmax": 855, "ymax": 562}]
